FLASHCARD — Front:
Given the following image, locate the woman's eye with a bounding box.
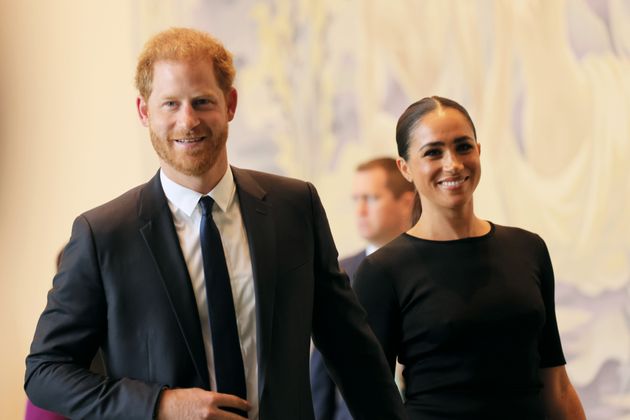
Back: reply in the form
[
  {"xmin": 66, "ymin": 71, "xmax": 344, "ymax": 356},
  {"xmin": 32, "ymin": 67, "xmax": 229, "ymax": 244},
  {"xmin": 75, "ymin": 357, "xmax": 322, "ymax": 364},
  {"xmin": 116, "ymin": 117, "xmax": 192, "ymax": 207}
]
[
  {"xmin": 423, "ymin": 149, "xmax": 442, "ymax": 158},
  {"xmin": 457, "ymin": 143, "xmax": 474, "ymax": 152},
  {"xmin": 164, "ymin": 101, "xmax": 177, "ymax": 108}
]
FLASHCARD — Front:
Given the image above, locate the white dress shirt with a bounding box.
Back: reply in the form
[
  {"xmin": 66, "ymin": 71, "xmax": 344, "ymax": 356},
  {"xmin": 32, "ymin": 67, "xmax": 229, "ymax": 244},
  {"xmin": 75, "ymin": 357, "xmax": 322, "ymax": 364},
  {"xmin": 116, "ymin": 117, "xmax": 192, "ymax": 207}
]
[
  {"xmin": 365, "ymin": 243, "xmax": 379, "ymax": 256},
  {"xmin": 160, "ymin": 168, "xmax": 259, "ymax": 419}
]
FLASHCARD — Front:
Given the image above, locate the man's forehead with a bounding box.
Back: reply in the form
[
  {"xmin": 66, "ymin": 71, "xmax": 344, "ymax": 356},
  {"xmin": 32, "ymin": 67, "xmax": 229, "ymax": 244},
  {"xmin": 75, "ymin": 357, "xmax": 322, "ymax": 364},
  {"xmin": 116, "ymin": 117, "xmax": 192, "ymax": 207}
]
[
  {"xmin": 153, "ymin": 57, "xmax": 214, "ymax": 67},
  {"xmin": 355, "ymin": 167, "xmax": 388, "ymax": 184},
  {"xmin": 353, "ymin": 171, "xmax": 391, "ymax": 194},
  {"xmin": 148, "ymin": 60, "xmax": 220, "ymax": 96},
  {"xmin": 151, "ymin": 59, "xmax": 214, "ymax": 77}
]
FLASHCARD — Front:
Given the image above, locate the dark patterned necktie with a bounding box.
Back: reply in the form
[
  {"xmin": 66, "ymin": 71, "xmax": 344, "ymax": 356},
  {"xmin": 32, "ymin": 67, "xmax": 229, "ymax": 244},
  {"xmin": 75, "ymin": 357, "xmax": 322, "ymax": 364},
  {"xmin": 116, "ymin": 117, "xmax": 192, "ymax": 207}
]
[{"xmin": 199, "ymin": 196, "xmax": 247, "ymax": 416}]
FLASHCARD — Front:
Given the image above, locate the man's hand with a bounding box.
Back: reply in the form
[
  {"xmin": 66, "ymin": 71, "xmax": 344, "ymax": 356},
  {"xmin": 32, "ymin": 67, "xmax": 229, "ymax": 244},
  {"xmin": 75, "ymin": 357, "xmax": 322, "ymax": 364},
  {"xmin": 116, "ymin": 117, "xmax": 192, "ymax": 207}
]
[{"xmin": 157, "ymin": 388, "xmax": 251, "ymax": 420}]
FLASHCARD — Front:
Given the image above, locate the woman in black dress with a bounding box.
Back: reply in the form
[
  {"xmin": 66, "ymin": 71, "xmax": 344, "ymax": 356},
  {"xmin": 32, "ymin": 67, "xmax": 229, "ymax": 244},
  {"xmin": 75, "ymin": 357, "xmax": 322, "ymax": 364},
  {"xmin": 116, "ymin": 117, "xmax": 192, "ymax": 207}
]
[{"xmin": 353, "ymin": 96, "xmax": 585, "ymax": 419}]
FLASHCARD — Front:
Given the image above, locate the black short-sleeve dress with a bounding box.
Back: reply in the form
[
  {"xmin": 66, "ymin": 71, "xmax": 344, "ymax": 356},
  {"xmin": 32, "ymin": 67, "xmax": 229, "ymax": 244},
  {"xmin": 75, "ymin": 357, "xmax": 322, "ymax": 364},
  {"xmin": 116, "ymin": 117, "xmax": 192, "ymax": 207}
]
[{"xmin": 353, "ymin": 223, "xmax": 566, "ymax": 419}]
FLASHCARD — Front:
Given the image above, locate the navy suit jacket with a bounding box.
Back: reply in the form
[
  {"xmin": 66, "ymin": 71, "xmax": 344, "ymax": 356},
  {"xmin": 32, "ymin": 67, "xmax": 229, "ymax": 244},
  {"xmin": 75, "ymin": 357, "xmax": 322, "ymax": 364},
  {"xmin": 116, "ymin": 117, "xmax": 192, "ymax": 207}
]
[
  {"xmin": 311, "ymin": 250, "xmax": 367, "ymax": 420},
  {"xmin": 25, "ymin": 169, "xmax": 404, "ymax": 420}
]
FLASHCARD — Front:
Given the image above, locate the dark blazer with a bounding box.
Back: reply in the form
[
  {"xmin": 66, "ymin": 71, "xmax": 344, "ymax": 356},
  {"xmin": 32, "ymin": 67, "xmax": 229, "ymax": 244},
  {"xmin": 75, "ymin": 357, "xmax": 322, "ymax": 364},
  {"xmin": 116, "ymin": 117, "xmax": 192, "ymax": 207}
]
[
  {"xmin": 25, "ymin": 168, "xmax": 404, "ymax": 420},
  {"xmin": 311, "ymin": 250, "xmax": 366, "ymax": 420}
]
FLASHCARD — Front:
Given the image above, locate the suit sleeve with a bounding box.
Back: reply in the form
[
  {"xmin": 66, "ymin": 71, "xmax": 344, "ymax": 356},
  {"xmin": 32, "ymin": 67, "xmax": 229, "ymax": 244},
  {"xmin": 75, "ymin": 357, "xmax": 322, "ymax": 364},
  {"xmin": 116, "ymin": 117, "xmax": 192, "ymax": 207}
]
[
  {"xmin": 307, "ymin": 183, "xmax": 405, "ymax": 420},
  {"xmin": 353, "ymin": 258, "xmax": 401, "ymax": 374},
  {"xmin": 25, "ymin": 215, "xmax": 164, "ymax": 419},
  {"xmin": 310, "ymin": 347, "xmax": 336, "ymax": 420}
]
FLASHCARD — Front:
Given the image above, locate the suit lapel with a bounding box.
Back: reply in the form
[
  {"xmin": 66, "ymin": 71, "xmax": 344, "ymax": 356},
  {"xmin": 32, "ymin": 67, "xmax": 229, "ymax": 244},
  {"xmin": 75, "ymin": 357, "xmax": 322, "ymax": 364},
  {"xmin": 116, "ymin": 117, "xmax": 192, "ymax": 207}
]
[
  {"xmin": 232, "ymin": 167, "xmax": 277, "ymax": 399},
  {"xmin": 138, "ymin": 172, "xmax": 210, "ymax": 388}
]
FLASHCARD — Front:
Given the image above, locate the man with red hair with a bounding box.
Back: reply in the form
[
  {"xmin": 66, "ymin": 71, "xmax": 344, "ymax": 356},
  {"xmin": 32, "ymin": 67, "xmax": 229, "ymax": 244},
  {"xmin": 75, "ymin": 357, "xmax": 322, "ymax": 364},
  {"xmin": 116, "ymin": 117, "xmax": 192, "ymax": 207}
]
[{"xmin": 25, "ymin": 28, "xmax": 405, "ymax": 420}]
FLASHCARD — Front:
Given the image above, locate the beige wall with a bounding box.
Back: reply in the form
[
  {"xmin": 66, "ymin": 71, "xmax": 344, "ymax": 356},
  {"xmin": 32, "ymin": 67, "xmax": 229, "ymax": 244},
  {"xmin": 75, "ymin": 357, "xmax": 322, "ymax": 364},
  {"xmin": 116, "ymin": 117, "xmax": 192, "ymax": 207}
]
[{"xmin": 0, "ymin": 1, "xmax": 155, "ymax": 417}]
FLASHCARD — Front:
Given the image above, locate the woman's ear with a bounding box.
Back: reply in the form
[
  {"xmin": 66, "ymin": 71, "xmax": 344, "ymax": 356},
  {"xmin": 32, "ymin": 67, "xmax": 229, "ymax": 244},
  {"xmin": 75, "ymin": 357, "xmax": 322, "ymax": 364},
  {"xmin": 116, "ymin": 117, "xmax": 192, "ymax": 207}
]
[{"xmin": 396, "ymin": 157, "xmax": 413, "ymax": 183}]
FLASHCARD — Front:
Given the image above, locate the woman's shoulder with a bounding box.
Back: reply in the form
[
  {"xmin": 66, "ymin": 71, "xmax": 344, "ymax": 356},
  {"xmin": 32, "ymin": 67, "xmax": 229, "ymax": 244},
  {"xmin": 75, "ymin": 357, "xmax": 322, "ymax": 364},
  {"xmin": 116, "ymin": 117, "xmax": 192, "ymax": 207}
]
[
  {"xmin": 354, "ymin": 236, "xmax": 416, "ymax": 297},
  {"xmin": 492, "ymin": 222, "xmax": 541, "ymax": 238},
  {"xmin": 355, "ymin": 235, "xmax": 416, "ymax": 280},
  {"xmin": 366, "ymin": 234, "xmax": 418, "ymax": 265},
  {"xmin": 491, "ymin": 222, "xmax": 547, "ymax": 249}
]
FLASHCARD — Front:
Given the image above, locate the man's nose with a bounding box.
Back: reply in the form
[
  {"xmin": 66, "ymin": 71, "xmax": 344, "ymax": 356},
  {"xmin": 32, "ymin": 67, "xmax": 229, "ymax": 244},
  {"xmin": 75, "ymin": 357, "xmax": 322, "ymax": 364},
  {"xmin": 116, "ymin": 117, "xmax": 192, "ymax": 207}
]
[
  {"xmin": 179, "ymin": 103, "xmax": 200, "ymax": 131},
  {"xmin": 356, "ymin": 199, "xmax": 368, "ymax": 216}
]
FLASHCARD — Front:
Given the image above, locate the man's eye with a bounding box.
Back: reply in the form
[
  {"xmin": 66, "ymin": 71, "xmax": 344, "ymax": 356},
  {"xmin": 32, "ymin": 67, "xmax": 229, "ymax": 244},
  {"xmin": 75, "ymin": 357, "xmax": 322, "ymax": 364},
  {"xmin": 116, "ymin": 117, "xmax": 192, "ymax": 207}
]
[
  {"xmin": 164, "ymin": 101, "xmax": 177, "ymax": 108},
  {"xmin": 193, "ymin": 98, "xmax": 213, "ymax": 108}
]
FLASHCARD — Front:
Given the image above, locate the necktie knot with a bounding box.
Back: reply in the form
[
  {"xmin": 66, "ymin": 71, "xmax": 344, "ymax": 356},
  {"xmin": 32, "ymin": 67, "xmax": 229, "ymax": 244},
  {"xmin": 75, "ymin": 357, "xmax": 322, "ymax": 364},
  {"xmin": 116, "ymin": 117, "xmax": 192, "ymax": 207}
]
[{"xmin": 199, "ymin": 196, "xmax": 215, "ymax": 217}]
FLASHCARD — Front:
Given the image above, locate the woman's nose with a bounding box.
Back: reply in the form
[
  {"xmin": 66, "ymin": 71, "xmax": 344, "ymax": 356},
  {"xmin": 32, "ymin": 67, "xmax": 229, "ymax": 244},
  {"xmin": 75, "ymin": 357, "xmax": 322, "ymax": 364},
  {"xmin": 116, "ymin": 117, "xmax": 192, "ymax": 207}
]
[{"xmin": 444, "ymin": 151, "xmax": 463, "ymax": 172}]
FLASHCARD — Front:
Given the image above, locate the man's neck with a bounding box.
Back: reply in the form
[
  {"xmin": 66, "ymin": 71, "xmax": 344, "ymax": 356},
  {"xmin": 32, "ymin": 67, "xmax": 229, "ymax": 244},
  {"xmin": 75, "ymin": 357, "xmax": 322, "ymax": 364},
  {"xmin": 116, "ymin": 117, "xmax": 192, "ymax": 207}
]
[{"xmin": 161, "ymin": 159, "xmax": 228, "ymax": 194}]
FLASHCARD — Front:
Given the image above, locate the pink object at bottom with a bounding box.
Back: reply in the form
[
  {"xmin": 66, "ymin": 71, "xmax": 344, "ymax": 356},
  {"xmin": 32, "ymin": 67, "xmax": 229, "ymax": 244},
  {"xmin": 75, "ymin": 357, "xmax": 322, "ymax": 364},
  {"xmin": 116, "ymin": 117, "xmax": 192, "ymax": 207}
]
[{"xmin": 24, "ymin": 400, "xmax": 67, "ymax": 420}]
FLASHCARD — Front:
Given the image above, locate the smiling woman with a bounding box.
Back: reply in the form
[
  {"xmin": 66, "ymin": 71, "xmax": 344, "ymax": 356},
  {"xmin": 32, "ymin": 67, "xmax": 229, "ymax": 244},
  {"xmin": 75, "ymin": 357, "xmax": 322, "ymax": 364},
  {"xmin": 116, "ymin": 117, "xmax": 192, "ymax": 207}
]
[
  {"xmin": 396, "ymin": 101, "xmax": 481, "ymax": 233},
  {"xmin": 353, "ymin": 96, "xmax": 587, "ymax": 419}
]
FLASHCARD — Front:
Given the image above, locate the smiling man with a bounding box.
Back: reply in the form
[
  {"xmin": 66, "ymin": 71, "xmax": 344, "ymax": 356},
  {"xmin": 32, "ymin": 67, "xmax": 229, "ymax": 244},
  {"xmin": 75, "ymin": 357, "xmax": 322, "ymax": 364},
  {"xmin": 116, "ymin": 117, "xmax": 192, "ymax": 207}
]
[{"xmin": 25, "ymin": 28, "xmax": 405, "ymax": 420}]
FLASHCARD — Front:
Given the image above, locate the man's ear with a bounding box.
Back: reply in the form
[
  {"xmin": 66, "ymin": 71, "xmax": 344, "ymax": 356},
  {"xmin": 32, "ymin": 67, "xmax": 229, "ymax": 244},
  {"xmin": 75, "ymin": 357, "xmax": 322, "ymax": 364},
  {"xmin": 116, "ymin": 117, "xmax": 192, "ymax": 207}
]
[
  {"xmin": 136, "ymin": 96, "xmax": 150, "ymax": 127},
  {"xmin": 226, "ymin": 88, "xmax": 238, "ymax": 121}
]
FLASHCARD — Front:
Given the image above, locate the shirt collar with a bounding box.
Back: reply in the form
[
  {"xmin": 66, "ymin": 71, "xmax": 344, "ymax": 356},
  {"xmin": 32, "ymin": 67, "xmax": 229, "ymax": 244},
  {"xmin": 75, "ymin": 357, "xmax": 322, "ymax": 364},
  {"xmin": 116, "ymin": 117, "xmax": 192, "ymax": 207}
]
[
  {"xmin": 160, "ymin": 166, "xmax": 237, "ymax": 217},
  {"xmin": 365, "ymin": 244, "xmax": 379, "ymax": 256}
]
